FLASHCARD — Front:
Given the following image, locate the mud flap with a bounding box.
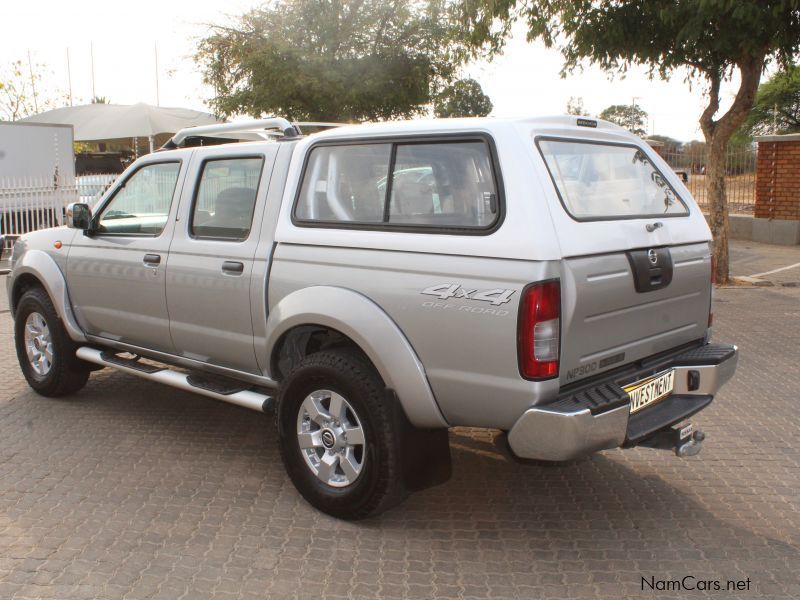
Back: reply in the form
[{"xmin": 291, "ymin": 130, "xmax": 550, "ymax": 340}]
[{"xmin": 387, "ymin": 390, "xmax": 452, "ymax": 492}]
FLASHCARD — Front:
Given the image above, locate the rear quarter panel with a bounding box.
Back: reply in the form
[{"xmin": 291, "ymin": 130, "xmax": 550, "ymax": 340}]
[{"xmin": 268, "ymin": 245, "xmax": 559, "ymax": 428}]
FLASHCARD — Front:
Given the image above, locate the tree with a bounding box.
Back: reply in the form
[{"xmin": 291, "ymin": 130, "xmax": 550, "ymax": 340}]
[
  {"xmin": 0, "ymin": 59, "xmax": 65, "ymax": 121},
  {"xmin": 647, "ymin": 134, "xmax": 682, "ymax": 155},
  {"xmin": 433, "ymin": 78, "xmax": 492, "ymax": 117},
  {"xmin": 742, "ymin": 64, "xmax": 800, "ymax": 135},
  {"xmin": 598, "ymin": 104, "xmax": 648, "ymax": 136},
  {"xmin": 196, "ymin": 0, "xmax": 469, "ymax": 122},
  {"xmin": 457, "ymin": 1, "xmax": 800, "ymax": 284},
  {"xmin": 565, "ymin": 96, "xmax": 585, "ymax": 115},
  {"xmin": 0, "ymin": 60, "xmax": 41, "ymax": 121}
]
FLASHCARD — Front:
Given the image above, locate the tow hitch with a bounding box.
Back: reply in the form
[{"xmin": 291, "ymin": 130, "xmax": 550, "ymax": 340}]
[{"xmin": 637, "ymin": 422, "xmax": 705, "ymax": 457}]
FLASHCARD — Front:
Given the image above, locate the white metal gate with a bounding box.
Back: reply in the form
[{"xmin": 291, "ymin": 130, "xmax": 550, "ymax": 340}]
[{"xmin": 1, "ymin": 176, "xmax": 79, "ymax": 256}]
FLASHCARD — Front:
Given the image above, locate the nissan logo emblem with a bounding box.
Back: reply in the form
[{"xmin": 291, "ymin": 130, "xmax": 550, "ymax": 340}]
[
  {"xmin": 321, "ymin": 430, "xmax": 336, "ymax": 449},
  {"xmin": 648, "ymin": 249, "xmax": 658, "ymax": 265}
]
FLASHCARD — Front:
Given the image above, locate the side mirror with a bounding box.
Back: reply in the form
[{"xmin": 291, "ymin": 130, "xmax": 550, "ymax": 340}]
[{"xmin": 66, "ymin": 203, "xmax": 92, "ymax": 230}]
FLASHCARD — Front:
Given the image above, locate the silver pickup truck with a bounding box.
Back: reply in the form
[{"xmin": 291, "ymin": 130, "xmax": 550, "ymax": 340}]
[{"xmin": 5, "ymin": 116, "xmax": 737, "ymax": 519}]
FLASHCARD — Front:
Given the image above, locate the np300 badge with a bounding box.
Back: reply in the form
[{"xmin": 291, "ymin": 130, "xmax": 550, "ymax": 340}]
[{"xmin": 421, "ymin": 284, "xmax": 515, "ymax": 306}]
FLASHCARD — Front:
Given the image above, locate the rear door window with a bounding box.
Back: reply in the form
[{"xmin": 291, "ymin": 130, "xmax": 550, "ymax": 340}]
[
  {"xmin": 537, "ymin": 139, "xmax": 688, "ymax": 220},
  {"xmin": 191, "ymin": 157, "xmax": 264, "ymax": 241}
]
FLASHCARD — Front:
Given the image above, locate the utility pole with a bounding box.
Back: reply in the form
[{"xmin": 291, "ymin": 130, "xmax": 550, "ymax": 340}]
[
  {"xmin": 66, "ymin": 48, "xmax": 73, "ymax": 106},
  {"xmin": 154, "ymin": 43, "xmax": 160, "ymax": 106},
  {"xmin": 90, "ymin": 42, "xmax": 96, "ymax": 100},
  {"xmin": 27, "ymin": 50, "xmax": 39, "ymax": 113}
]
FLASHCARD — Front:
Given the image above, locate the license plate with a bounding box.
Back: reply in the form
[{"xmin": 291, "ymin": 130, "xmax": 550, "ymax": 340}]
[{"xmin": 625, "ymin": 369, "xmax": 675, "ymax": 414}]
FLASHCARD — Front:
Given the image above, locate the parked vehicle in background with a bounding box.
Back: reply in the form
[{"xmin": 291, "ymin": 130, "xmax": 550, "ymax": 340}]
[
  {"xmin": 0, "ymin": 122, "xmax": 78, "ymax": 255},
  {"xmin": 6, "ymin": 116, "xmax": 738, "ymax": 519},
  {"xmin": 0, "ymin": 122, "xmax": 75, "ymax": 181}
]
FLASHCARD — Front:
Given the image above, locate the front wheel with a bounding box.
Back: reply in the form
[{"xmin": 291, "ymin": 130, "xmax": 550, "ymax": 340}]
[
  {"xmin": 276, "ymin": 350, "xmax": 406, "ymax": 519},
  {"xmin": 14, "ymin": 287, "xmax": 90, "ymax": 397}
]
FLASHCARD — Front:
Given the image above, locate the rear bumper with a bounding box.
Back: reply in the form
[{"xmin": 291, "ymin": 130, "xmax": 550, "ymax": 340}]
[{"xmin": 507, "ymin": 343, "xmax": 738, "ymax": 461}]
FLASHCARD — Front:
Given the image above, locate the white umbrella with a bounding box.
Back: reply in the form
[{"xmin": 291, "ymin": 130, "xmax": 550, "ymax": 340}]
[{"xmin": 20, "ymin": 103, "xmax": 224, "ymax": 152}]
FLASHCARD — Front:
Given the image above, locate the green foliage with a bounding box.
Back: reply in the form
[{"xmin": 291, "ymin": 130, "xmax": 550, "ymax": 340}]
[
  {"xmin": 598, "ymin": 104, "xmax": 648, "ymax": 136},
  {"xmin": 565, "ymin": 96, "xmax": 585, "ymax": 116},
  {"xmin": 457, "ymin": 1, "xmax": 800, "ymax": 78},
  {"xmin": 196, "ymin": 0, "xmax": 470, "ymax": 122},
  {"xmin": 433, "ymin": 78, "xmax": 492, "ymax": 117},
  {"xmin": 742, "ymin": 64, "xmax": 800, "ymax": 135}
]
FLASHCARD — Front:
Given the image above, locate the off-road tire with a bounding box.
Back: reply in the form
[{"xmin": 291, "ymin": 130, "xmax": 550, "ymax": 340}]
[
  {"xmin": 14, "ymin": 286, "xmax": 90, "ymax": 397},
  {"xmin": 276, "ymin": 350, "xmax": 407, "ymax": 519}
]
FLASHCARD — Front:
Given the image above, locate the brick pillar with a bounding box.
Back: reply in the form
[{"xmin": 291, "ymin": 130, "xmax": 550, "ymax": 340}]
[{"xmin": 755, "ymin": 134, "xmax": 800, "ymax": 221}]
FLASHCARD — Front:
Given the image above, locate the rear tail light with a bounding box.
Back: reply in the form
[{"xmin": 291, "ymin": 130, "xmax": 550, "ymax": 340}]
[{"xmin": 518, "ymin": 280, "xmax": 561, "ymax": 379}]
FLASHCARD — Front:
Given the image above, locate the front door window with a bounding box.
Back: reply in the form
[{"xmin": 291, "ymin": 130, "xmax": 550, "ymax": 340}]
[{"xmin": 96, "ymin": 162, "xmax": 181, "ymax": 235}]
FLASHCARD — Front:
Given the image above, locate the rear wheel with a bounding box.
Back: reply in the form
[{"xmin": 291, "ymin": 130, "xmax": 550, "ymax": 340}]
[
  {"xmin": 14, "ymin": 287, "xmax": 90, "ymax": 397},
  {"xmin": 276, "ymin": 350, "xmax": 406, "ymax": 519}
]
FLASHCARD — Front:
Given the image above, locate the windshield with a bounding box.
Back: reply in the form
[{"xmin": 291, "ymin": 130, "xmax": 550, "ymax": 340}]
[{"xmin": 537, "ymin": 139, "xmax": 689, "ymax": 220}]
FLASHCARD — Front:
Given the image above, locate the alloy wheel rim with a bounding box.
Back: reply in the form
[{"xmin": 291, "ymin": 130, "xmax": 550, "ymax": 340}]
[
  {"xmin": 296, "ymin": 389, "xmax": 366, "ymax": 488},
  {"xmin": 24, "ymin": 312, "xmax": 54, "ymax": 376}
]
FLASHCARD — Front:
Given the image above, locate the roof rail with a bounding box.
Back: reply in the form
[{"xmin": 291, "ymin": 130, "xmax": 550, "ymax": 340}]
[
  {"xmin": 162, "ymin": 117, "xmax": 301, "ymax": 149},
  {"xmin": 293, "ymin": 122, "xmax": 349, "ymax": 129}
]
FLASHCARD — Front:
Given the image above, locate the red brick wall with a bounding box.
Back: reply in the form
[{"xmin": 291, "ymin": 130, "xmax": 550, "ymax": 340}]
[{"xmin": 755, "ymin": 138, "xmax": 800, "ymax": 220}]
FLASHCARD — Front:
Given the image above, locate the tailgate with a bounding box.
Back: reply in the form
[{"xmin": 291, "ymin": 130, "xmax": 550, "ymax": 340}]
[
  {"xmin": 560, "ymin": 242, "xmax": 711, "ymax": 385},
  {"xmin": 531, "ymin": 134, "xmax": 713, "ymax": 386}
]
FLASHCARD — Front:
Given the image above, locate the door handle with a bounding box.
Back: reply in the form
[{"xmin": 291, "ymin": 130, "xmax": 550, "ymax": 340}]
[
  {"xmin": 143, "ymin": 253, "xmax": 161, "ymax": 266},
  {"xmin": 646, "ymin": 221, "xmax": 664, "ymax": 232},
  {"xmin": 222, "ymin": 261, "xmax": 244, "ymax": 275}
]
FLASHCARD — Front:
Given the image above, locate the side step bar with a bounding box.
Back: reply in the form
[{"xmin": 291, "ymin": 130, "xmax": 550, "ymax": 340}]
[{"xmin": 76, "ymin": 347, "xmax": 274, "ymax": 413}]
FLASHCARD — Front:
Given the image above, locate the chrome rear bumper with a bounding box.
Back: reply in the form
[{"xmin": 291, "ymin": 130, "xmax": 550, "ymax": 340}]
[{"xmin": 507, "ymin": 343, "xmax": 738, "ymax": 461}]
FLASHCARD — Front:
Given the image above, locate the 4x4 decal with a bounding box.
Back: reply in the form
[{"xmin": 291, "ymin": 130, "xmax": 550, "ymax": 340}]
[{"xmin": 421, "ymin": 284, "xmax": 515, "ymax": 306}]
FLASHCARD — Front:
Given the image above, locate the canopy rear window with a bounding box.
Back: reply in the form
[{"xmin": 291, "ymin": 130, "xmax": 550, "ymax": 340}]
[{"xmin": 537, "ymin": 139, "xmax": 689, "ymax": 221}]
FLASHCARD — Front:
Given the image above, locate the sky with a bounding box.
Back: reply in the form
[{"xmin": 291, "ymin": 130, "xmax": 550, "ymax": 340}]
[{"xmin": 1, "ymin": 0, "xmax": 756, "ymax": 142}]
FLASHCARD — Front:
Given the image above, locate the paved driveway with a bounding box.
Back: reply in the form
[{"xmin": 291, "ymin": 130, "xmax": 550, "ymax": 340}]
[{"xmin": 0, "ymin": 256, "xmax": 798, "ymax": 599}]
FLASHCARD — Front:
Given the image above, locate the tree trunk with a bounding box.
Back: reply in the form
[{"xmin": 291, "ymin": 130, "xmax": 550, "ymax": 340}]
[
  {"xmin": 699, "ymin": 56, "xmax": 765, "ymax": 285},
  {"xmin": 705, "ymin": 134, "xmax": 730, "ymax": 283}
]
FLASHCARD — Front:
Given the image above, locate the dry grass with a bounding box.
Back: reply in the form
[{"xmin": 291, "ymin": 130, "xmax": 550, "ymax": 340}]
[{"xmin": 685, "ymin": 174, "xmax": 756, "ymax": 214}]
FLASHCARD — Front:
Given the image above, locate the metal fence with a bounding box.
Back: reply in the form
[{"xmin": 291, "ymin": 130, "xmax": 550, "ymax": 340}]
[
  {"xmin": 1, "ymin": 176, "xmax": 79, "ymax": 257},
  {"xmin": 660, "ymin": 145, "xmax": 757, "ymax": 214},
  {"xmin": 77, "ymin": 173, "xmax": 118, "ymax": 206}
]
